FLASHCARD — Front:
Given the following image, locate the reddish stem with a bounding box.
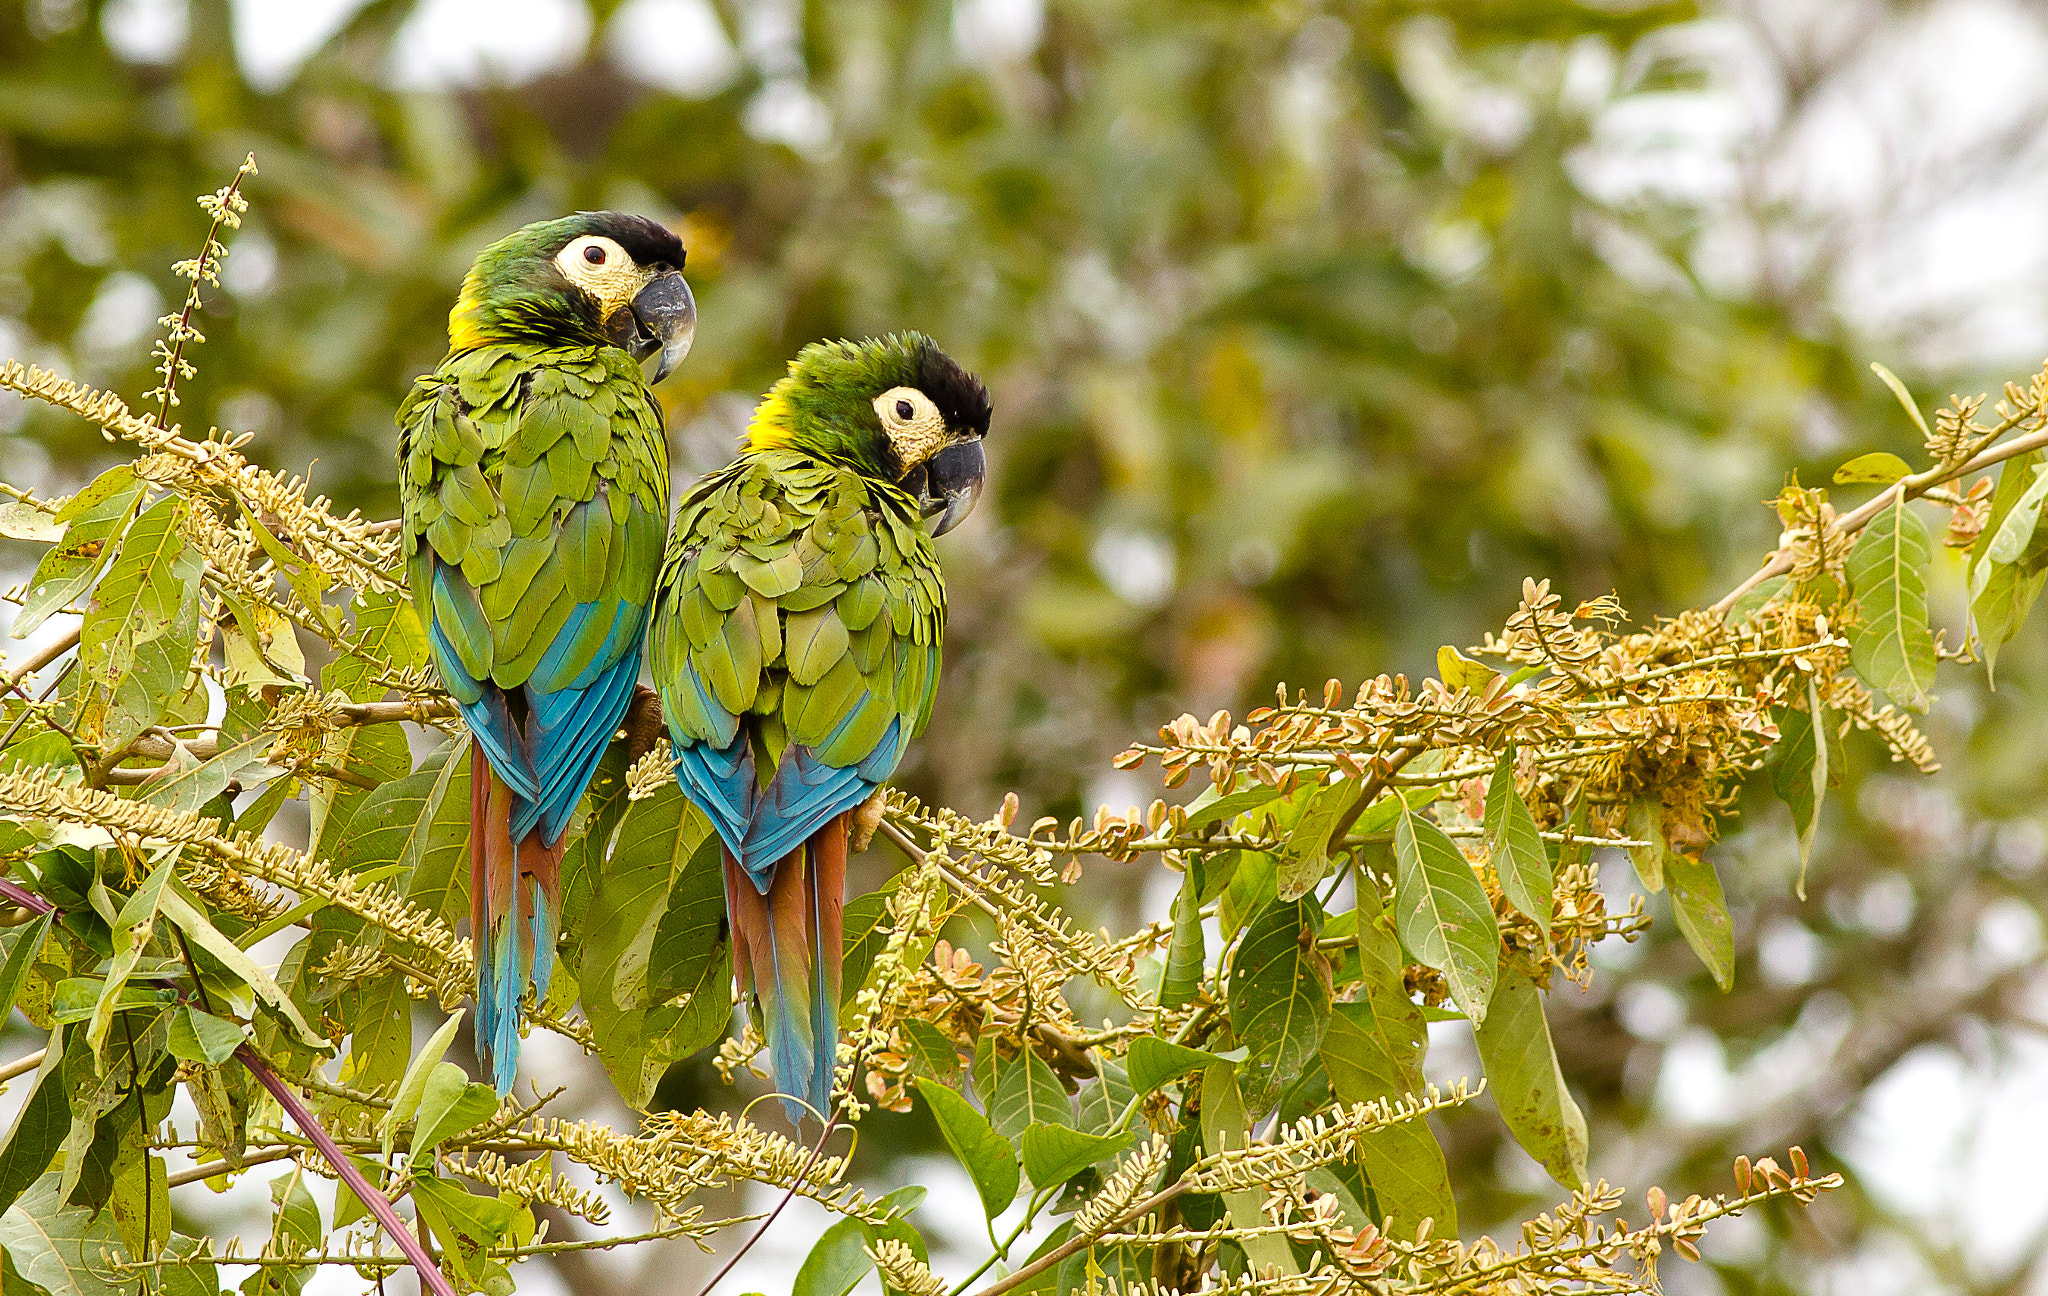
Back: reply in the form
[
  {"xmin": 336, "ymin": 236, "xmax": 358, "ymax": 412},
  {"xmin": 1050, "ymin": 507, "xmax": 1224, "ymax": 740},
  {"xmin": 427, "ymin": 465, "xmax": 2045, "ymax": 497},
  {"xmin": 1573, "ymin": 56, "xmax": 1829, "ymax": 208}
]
[
  {"xmin": 236, "ymin": 1045, "xmax": 456, "ymax": 1296},
  {"xmin": 0, "ymin": 879, "xmax": 53, "ymax": 916}
]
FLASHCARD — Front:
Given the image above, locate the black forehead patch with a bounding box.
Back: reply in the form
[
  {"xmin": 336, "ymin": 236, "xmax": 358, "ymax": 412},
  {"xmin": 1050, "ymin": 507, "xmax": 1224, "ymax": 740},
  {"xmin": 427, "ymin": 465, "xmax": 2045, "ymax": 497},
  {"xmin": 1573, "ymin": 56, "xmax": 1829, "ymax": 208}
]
[
  {"xmin": 576, "ymin": 212, "xmax": 687, "ymax": 270},
  {"xmin": 914, "ymin": 340, "xmax": 992, "ymax": 438}
]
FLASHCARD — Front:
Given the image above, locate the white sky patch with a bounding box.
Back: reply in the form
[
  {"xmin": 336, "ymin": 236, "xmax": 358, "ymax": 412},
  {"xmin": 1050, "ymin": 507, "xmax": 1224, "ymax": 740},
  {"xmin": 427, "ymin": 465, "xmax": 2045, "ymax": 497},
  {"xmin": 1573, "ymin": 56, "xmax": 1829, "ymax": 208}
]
[
  {"xmin": 1847, "ymin": 1034, "xmax": 2048, "ymax": 1280},
  {"xmin": 389, "ymin": 0, "xmax": 592, "ymax": 89},
  {"xmin": 1091, "ymin": 528, "xmax": 1176, "ymax": 609},
  {"xmin": 75, "ymin": 270, "xmax": 164, "ymax": 364},
  {"xmin": 231, "ymin": 0, "xmax": 371, "ymax": 91},
  {"xmin": 954, "ymin": 0, "xmax": 1043, "ymax": 65},
  {"xmin": 605, "ymin": 0, "xmax": 740, "ymax": 99},
  {"xmin": 101, "ymin": 0, "xmax": 187, "ymax": 64}
]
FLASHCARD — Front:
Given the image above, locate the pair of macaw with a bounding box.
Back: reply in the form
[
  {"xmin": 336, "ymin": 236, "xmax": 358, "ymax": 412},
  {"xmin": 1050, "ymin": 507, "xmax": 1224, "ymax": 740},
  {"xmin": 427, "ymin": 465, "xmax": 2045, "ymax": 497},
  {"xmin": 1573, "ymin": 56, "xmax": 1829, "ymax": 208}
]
[{"xmin": 396, "ymin": 213, "xmax": 989, "ymax": 1118}]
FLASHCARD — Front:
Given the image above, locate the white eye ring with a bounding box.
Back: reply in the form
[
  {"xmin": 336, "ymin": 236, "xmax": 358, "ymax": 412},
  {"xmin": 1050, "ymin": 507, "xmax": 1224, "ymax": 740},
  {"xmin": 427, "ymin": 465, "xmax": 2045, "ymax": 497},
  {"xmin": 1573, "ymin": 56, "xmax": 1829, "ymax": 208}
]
[
  {"xmin": 875, "ymin": 386, "xmax": 939, "ymax": 430},
  {"xmin": 555, "ymin": 236, "xmax": 631, "ymax": 281},
  {"xmin": 874, "ymin": 386, "xmax": 947, "ymax": 464}
]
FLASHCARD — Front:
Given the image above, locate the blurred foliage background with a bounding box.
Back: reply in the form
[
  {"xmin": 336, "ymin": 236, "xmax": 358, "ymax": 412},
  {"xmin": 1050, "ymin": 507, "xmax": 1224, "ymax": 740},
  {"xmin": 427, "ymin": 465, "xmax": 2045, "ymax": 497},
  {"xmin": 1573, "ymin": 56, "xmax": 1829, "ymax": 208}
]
[{"xmin": 6, "ymin": 0, "xmax": 2048, "ymax": 1293}]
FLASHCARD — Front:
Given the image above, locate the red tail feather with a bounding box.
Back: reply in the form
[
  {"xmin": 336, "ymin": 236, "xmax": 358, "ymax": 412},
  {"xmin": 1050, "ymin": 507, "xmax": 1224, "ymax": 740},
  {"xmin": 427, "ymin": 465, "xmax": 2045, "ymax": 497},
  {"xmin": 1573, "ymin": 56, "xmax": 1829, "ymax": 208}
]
[{"xmin": 471, "ymin": 752, "xmax": 567, "ymax": 1091}]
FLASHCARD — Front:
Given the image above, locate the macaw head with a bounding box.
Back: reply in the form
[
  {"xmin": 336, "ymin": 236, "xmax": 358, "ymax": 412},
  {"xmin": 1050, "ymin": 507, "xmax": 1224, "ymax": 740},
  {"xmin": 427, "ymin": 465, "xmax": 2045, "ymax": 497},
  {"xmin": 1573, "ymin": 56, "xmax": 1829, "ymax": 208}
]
[
  {"xmin": 745, "ymin": 332, "xmax": 992, "ymax": 536},
  {"xmin": 448, "ymin": 212, "xmax": 696, "ymax": 382}
]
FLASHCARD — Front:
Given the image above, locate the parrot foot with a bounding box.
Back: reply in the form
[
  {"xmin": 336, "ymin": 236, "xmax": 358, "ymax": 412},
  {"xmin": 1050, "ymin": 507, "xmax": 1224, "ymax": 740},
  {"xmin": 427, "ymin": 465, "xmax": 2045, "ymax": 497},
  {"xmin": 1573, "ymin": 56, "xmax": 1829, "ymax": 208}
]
[
  {"xmin": 621, "ymin": 684, "xmax": 666, "ymax": 762},
  {"xmin": 849, "ymin": 787, "xmax": 888, "ymax": 853}
]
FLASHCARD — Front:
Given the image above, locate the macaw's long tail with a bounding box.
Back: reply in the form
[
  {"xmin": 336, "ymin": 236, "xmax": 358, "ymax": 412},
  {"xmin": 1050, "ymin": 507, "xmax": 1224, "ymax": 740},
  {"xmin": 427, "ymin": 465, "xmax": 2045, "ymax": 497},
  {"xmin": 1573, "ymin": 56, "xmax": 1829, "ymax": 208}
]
[
  {"xmin": 724, "ymin": 812, "xmax": 848, "ymax": 1123},
  {"xmin": 471, "ymin": 755, "xmax": 564, "ymax": 1094}
]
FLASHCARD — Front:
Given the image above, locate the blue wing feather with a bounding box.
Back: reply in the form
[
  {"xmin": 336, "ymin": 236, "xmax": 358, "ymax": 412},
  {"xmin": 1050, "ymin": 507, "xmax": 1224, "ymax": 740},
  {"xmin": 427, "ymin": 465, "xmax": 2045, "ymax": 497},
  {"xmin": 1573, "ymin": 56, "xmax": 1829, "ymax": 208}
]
[
  {"xmin": 518, "ymin": 639, "xmax": 643, "ymax": 842},
  {"xmin": 737, "ymin": 745, "xmax": 871, "ymax": 885},
  {"xmin": 675, "ymin": 735, "xmax": 756, "ymax": 858}
]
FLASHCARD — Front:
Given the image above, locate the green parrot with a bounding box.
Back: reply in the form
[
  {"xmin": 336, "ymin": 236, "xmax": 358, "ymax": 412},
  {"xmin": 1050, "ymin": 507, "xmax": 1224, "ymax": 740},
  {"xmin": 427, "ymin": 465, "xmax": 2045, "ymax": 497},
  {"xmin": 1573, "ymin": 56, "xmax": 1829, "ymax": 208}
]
[
  {"xmin": 397, "ymin": 212, "xmax": 696, "ymax": 1091},
  {"xmin": 650, "ymin": 333, "xmax": 990, "ymax": 1120}
]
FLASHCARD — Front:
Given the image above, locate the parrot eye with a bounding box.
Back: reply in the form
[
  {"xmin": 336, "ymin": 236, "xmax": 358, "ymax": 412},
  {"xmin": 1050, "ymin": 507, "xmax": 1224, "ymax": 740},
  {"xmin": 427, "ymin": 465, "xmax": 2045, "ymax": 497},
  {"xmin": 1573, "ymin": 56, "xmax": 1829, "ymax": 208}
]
[
  {"xmin": 873, "ymin": 385, "xmax": 947, "ymax": 465},
  {"xmin": 554, "ymin": 236, "xmax": 633, "ymax": 286}
]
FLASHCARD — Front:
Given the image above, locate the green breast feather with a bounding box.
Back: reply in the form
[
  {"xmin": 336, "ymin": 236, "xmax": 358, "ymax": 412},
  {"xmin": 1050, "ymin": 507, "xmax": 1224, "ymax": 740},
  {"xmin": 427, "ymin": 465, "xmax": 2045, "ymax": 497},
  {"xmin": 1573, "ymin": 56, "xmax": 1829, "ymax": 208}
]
[
  {"xmin": 651, "ymin": 449, "xmax": 945, "ymax": 770},
  {"xmin": 397, "ymin": 344, "xmax": 669, "ymax": 702}
]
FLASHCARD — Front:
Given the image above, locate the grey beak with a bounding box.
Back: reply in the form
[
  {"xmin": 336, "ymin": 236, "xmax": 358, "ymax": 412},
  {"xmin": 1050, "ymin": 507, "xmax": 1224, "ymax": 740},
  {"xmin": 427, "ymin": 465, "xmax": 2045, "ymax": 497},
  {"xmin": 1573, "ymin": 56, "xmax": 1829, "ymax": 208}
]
[
  {"xmin": 629, "ymin": 270, "xmax": 696, "ymax": 383},
  {"xmin": 925, "ymin": 439, "xmax": 986, "ymax": 537}
]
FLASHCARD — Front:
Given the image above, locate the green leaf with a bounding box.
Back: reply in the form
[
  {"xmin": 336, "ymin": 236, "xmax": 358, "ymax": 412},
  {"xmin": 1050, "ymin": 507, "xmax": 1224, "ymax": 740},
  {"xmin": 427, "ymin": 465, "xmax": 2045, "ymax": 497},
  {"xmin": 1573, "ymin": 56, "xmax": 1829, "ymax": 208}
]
[
  {"xmin": 1483, "ymin": 749, "xmax": 1551, "ymax": 938},
  {"xmin": 88, "ymin": 860, "xmax": 173, "ymax": 1061},
  {"xmin": 0, "ymin": 1047, "xmax": 69, "ymax": 1218},
  {"xmin": 411, "ymin": 1172, "xmax": 519, "ymax": 1293},
  {"xmin": 157, "ymin": 1235, "xmax": 219, "ymax": 1296},
  {"xmin": 137, "ymin": 733, "xmax": 273, "ymax": 817},
  {"xmin": 0, "ymin": 502, "xmax": 62, "ymax": 544},
  {"xmin": 242, "ymin": 1169, "xmax": 320, "ymax": 1296},
  {"xmin": 1178, "ymin": 778, "xmax": 1283, "ymax": 831},
  {"xmin": 1869, "ymin": 362, "xmax": 1933, "ymax": 440},
  {"xmin": 646, "ymin": 830, "xmax": 728, "ymax": 1010},
  {"xmin": 1277, "ymin": 778, "xmax": 1353, "ymax": 899},
  {"xmin": 337, "ymin": 973, "xmax": 410, "ymax": 1110},
  {"xmin": 913, "ymin": 1077, "xmax": 1018, "ymax": 1219},
  {"xmin": 324, "ymin": 589, "xmax": 428, "ymax": 701},
  {"xmin": 384, "ymin": 1009, "xmax": 466, "ymax": 1160},
  {"xmin": 13, "ymin": 467, "xmax": 144, "ymax": 639},
  {"xmin": 1392, "ymin": 803, "xmax": 1498, "ymax": 1023},
  {"xmin": 1218, "ymin": 851, "xmax": 1275, "ymax": 939},
  {"xmin": 157, "ymin": 887, "xmax": 326, "ymax": 1048},
  {"xmin": 986, "ymin": 1045, "xmax": 1072, "ymax": 1142},
  {"xmin": 1833, "ymin": 451, "xmax": 1913, "ymax": 485},
  {"xmin": 1319, "ymin": 1003, "xmax": 1454, "ymax": 1236},
  {"xmin": 1766, "ymin": 673, "xmax": 1830, "ymax": 900},
  {"xmin": 863, "ymin": 1185, "xmax": 932, "ymax": 1296},
  {"xmin": 898, "ymin": 1020, "xmax": 960, "ymax": 1082},
  {"xmin": 1986, "ymin": 462, "xmax": 2048, "ymax": 566},
  {"xmin": 375, "ymin": 741, "xmax": 470, "ymax": 933},
  {"xmin": 1436, "ymin": 644, "xmax": 1498, "ymax": 693},
  {"xmin": 1969, "ymin": 451, "xmax": 2048, "ymax": 680},
  {"xmin": 1198, "ymin": 1063, "xmax": 1296, "ymax": 1277},
  {"xmin": 1471, "ymin": 965, "xmax": 1588, "ymax": 1191},
  {"xmin": 794, "ymin": 1216, "xmax": 873, "ymax": 1296},
  {"xmin": 0, "ymin": 915, "xmax": 53, "ymax": 1033},
  {"xmin": 1624, "ymin": 799, "xmax": 1664, "ymax": 892},
  {"xmin": 410, "ymin": 1064, "xmax": 498, "ymax": 1158},
  {"xmin": 166, "ymin": 1006, "xmax": 243, "ymax": 1065},
  {"xmin": 75, "ymin": 495, "xmax": 203, "ymax": 752},
  {"xmin": 1126, "ymin": 1036, "xmax": 1232, "ymax": 1096},
  {"xmin": 1667, "ymin": 848, "xmax": 1735, "ymax": 990},
  {"xmin": 187, "ymin": 1062, "xmax": 248, "ymax": 1172},
  {"xmin": 1159, "ymin": 871, "xmax": 1205, "ymax": 1009},
  {"xmin": 1971, "ymin": 554, "xmax": 2048, "ymax": 685},
  {"xmin": 332, "ymin": 747, "xmax": 462, "ymax": 879},
  {"xmin": 839, "ymin": 877, "xmax": 901, "ymax": 1011},
  {"xmin": 1021, "ymin": 1122, "xmax": 1132, "ymax": 1190},
  {"xmin": 581, "ymin": 784, "xmax": 720, "ymax": 1108},
  {"xmin": 0, "ymin": 1172, "xmax": 128, "ymax": 1296},
  {"xmin": 1846, "ymin": 492, "xmax": 1936, "ymax": 710},
  {"xmin": 1076, "ymin": 1060, "xmax": 1135, "ymax": 1135},
  {"xmin": 1227, "ymin": 897, "xmax": 1330, "ymax": 1114}
]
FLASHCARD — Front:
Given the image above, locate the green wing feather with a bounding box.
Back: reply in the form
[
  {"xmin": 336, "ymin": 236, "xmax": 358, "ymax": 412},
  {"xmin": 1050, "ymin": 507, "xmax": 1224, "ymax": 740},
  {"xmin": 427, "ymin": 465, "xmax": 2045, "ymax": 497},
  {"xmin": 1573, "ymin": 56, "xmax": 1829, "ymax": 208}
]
[
  {"xmin": 398, "ymin": 345, "xmax": 669, "ymax": 698},
  {"xmin": 652, "ymin": 449, "xmax": 944, "ymax": 776}
]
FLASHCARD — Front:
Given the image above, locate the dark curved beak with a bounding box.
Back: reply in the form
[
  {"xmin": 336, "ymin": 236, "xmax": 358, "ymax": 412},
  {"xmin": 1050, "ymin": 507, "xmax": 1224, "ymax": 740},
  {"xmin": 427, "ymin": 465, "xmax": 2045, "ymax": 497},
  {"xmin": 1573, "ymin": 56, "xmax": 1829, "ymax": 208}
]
[
  {"xmin": 921, "ymin": 438, "xmax": 986, "ymax": 537},
  {"xmin": 627, "ymin": 270, "xmax": 696, "ymax": 383}
]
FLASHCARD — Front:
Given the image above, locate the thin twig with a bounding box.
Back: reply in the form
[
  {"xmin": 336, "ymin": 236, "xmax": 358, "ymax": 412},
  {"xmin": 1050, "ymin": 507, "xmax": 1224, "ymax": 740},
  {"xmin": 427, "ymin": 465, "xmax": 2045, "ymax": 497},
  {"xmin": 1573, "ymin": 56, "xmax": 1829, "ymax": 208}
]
[
  {"xmin": 1711, "ymin": 421, "xmax": 2048, "ymax": 615},
  {"xmin": 166, "ymin": 1146, "xmax": 299, "ymax": 1188},
  {"xmin": 0, "ymin": 1048, "xmax": 46, "ymax": 1085},
  {"xmin": 692, "ymin": 1115, "xmax": 840, "ymax": 1296},
  {"xmin": 971, "ymin": 1183, "xmax": 1186, "ymax": 1296}
]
